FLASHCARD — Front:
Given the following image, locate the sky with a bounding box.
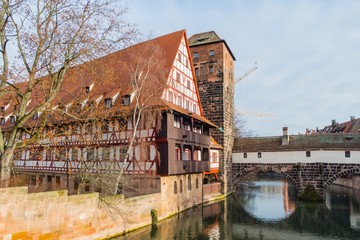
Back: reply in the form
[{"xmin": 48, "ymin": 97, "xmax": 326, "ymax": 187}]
[{"xmin": 125, "ymin": 0, "xmax": 360, "ymax": 136}]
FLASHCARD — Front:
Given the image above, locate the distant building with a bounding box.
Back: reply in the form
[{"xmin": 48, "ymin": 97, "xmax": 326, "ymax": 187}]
[{"xmin": 307, "ymin": 116, "xmax": 360, "ymax": 134}]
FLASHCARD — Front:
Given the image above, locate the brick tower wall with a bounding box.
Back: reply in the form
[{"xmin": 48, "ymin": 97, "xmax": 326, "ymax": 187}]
[{"xmin": 190, "ymin": 41, "xmax": 235, "ymax": 194}]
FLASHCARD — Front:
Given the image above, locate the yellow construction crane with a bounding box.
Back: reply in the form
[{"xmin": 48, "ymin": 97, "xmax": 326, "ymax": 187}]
[
  {"xmin": 235, "ymin": 62, "xmax": 277, "ymax": 118},
  {"xmin": 235, "ymin": 62, "xmax": 258, "ymax": 84}
]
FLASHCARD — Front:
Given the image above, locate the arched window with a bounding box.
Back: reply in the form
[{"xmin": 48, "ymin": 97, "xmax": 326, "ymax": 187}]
[
  {"xmin": 188, "ymin": 175, "xmax": 191, "ymax": 191},
  {"xmin": 196, "ymin": 178, "xmax": 199, "ymax": 189},
  {"xmin": 180, "ymin": 180, "xmax": 183, "ymax": 193},
  {"xmin": 174, "ymin": 181, "xmax": 178, "ymax": 194}
]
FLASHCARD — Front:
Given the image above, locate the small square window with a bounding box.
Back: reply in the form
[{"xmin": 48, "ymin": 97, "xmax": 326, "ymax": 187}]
[
  {"xmin": 105, "ymin": 98, "xmax": 112, "ymax": 108},
  {"xmin": 195, "ymin": 68, "xmax": 199, "ymax": 76},
  {"xmin": 306, "ymin": 151, "xmax": 311, "ymax": 157},
  {"xmin": 209, "ymin": 66, "xmax": 214, "ymax": 74},
  {"xmin": 10, "ymin": 116, "xmax": 16, "ymax": 124},
  {"xmin": 122, "ymin": 95, "xmax": 130, "ymax": 106},
  {"xmin": 32, "ymin": 113, "xmax": 39, "ymax": 120},
  {"xmin": 0, "ymin": 118, "xmax": 5, "ymax": 125},
  {"xmin": 345, "ymin": 151, "xmax": 350, "ymax": 158},
  {"xmin": 193, "ymin": 52, "xmax": 199, "ymax": 59},
  {"xmin": 243, "ymin": 153, "xmax": 247, "ymax": 158},
  {"xmin": 209, "ymin": 50, "xmax": 215, "ymax": 56},
  {"xmin": 258, "ymin": 152, "xmax": 262, "ymax": 158}
]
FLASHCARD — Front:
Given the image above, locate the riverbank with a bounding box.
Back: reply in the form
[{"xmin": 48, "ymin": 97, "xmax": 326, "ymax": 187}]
[{"xmin": 0, "ymin": 174, "xmax": 227, "ymax": 239}]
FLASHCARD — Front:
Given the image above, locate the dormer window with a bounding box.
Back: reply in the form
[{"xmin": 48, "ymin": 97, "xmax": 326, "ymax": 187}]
[
  {"xmin": 85, "ymin": 83, "xmax": 94, "ymax": 94},
  {"xmin": 10, "ymin": 116, "xmax": 16, "ymax": 124},
  {"xmin": 32, "ymin": 113, "xmax": 39, "ymax": 120},
  {"xmin": 105, "ymin": 98, "xmax": 112, "ymax": 108},
  {"xmin": 122, "ymin": 95, "xmax": 130, "ymax": 106},
  {"xmin": 0, "ymin": 118, "xmax": 5, "ymax": 125}
]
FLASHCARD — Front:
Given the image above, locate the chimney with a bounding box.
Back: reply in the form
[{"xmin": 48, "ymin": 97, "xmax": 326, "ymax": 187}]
[
  {"xmin": 350, "ymin": 116, "xmax": 355, "ymax": 121},
  {"xmin": 331, "ymin": 119, "xmax": 337, "ymax": 127},
  {"xmin": 282, "ymin": 127, "xmax": 289, "ymax": 145}
]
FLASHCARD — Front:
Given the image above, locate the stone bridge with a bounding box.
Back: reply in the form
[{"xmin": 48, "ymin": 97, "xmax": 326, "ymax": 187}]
[
  {"xmin": 232, "ymin": 162, "xmax": 360, "ymax": 198},
  {"xmin": 231, "ymin": 132, "xmax": 360, "ymax": 198}
]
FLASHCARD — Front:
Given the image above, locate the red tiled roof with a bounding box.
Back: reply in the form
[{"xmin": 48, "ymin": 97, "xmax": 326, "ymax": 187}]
[{"xmin": 0, "ymin": 30, "xmax": 214, "ymax": 129}]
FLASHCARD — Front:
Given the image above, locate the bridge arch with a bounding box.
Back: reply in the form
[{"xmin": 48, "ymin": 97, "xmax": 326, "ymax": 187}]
[
  {"xmin": 323, "ymin": 167, "xmax": 360, "ymax": 189},
  {"xmin": 232, "ymin": 164, "xmax": 299, "ymax": 192}
]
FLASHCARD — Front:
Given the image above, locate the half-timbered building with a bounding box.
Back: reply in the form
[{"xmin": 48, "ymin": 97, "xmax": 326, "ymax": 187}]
[{"xmin": 1, "ymin": 30, "xmax": 219, "ymax": 195}]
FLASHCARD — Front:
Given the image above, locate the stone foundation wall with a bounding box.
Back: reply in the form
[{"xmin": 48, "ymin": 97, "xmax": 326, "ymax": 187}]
[{"xmin": 0, "ymin": 173, "xmax": 203, "ymax": 239}]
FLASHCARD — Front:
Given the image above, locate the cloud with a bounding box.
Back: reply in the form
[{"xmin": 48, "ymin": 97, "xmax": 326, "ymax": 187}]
[{"xmin": 127, "ymin": 0, "xmax": 360, "ymax": 136}]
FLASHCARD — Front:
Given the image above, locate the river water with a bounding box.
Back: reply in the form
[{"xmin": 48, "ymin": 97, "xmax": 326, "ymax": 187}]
[{"xmin": 116, "ymin": 179, "xmax": 360, "ymax": 240}]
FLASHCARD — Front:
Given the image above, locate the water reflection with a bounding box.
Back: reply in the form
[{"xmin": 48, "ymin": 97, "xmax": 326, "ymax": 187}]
[
  {"xmin": 114, "ymin": 180, "xmax": 360, "ymax": 240},
  {"xmin": 326, "ymin": 184, "xmax": 360, "ymax": 230},
  {"xmin": 236, "ymin": 180, "xmax": 296, "ymax": 222}
]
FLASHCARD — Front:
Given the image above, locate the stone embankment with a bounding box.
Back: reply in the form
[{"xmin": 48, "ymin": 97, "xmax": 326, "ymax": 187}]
[{"xmin": 0, "ymin": 174, "xmax": 225, "ymax": 239}]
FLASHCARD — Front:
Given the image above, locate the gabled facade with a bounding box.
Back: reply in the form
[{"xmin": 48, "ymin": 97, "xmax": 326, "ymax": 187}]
[{"xmin": 2, "ymin": 30, "xmax": 217, "ymax": 194}]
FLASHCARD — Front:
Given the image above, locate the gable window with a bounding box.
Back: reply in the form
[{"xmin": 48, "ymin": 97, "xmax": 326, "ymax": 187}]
[
  {"xmin": 174, "ymin": 115, "xmax": 181, "ymax": 128},
  {"xmin": 177, "ymin": 96, "xmax": 182, "ymax": 107},
  {"xmin": 122, "ymin": 95, "xmax": 130, "ymax": 106},
  {"xmin": 185, "ymin": 100, "xmax": 190, "ymax": 110},
  {"xmin": 10, "ymin": 116, "xmax": 16, "ymax": 124},
  {"xmin": 105, "ymin": 98, "xmax": 112, "ymax": 108},
  {"xmin": 0, "ymin": 106, "xmax": 5, "ymax": 112},
  {"xmin": 193, "ymin": 104, "xmax": 197, "ymax": 114},
  {"xmin": 345, "ymin": 151, "xmax": 351, "ymax": 158},
  {"xmin": 177, "ymin": 53, "xmax": 181, "ymax": 62},
  {"xmin": 185, "ymin": 59, "xmax": 189, "ymax": 68},
  {"xmin": 187, "ymin": 80, "xmax": 191, "ymax": 89},
  {"xmin": 85, "ymin": 86, "xmax": 90, "ymax": 93},
  {"xmin": 209, "ymin": 50, "xmax": 215, "ymax": 56},
  {"xmin": 176, "ymin": 72, "xmax": 180, "ymax": 81},
  {"xmin": 193, "ymin": 52, "xmax": 199, "ymax": 59},
  {"xmin": 168, "ymin": 91, "xmax": 173, "ymax": 103}
]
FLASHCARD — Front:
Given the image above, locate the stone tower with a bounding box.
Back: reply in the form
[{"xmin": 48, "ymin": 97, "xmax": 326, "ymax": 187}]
[{"xmin": 188, "ymin": 31, "xmax": 235, "ymax": 194}]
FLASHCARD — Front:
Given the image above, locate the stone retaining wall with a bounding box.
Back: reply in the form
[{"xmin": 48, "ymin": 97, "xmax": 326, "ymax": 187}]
[{"xmin": 0, "ymin": 173, "xmax": 203, "ymax": 239}]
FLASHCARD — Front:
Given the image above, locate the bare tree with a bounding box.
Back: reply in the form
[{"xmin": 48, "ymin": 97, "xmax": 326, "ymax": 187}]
[
  {"xmin": 234, "ymin": 109, "xmax": 254, "ymax": 138},
  {"xmin": 0, "ymin": 0, "xmax": 138, "ymax": 184}
]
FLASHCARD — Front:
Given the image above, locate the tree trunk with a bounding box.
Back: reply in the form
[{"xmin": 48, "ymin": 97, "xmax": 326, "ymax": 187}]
[{"xmin": 0, "ymin": 147, "xmax": 15, "ymax": 186}]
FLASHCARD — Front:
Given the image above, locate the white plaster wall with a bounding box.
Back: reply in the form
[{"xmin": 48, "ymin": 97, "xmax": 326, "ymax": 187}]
[{"xmin": 233, "ymin": 150, "xmax": 360, "ymax": 164}]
